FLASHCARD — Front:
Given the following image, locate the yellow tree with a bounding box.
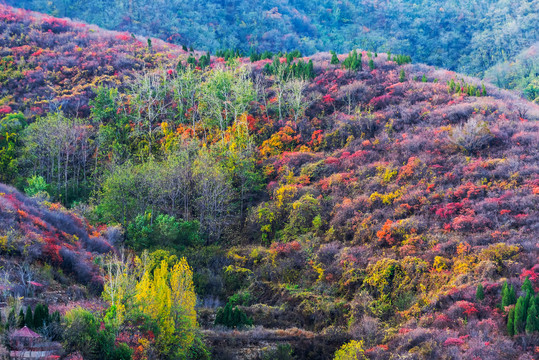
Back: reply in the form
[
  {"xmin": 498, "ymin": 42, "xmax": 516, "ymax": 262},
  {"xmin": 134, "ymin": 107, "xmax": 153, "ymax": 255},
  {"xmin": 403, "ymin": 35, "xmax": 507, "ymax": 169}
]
[
  {"xmin": 334, "ymin": 340, "xmax": 367, "ymax": 360},
  {"xmin": 102, "ymin": 252, "xmax": 197, "ymax": 358},
  {"xmin": 135, "ymin": 256, "xmax": 197, "ymax": 358}
]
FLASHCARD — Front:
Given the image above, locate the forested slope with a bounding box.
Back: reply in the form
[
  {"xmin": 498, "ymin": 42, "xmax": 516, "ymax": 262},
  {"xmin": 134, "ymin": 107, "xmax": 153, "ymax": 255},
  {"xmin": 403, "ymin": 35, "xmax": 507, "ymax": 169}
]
[
  {"xmin": 6, "ymin": 0, "xmax": 539, "ymax": 78},
  {"xmin": 1, "ymin": 5, "xmax": 539, "ymax": 359}
]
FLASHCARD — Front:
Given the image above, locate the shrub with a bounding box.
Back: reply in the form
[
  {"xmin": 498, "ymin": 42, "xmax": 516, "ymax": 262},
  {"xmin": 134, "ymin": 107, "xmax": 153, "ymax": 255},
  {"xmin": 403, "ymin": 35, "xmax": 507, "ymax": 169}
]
[
  {"xmin": 333, "ymin": 340, "xmax": 366, "ymax": 360},
  {"xmin": 448, "ymin": 117, "xmax": 494, "ymax": 153},
  {"xmin": 24, "ymin": 175, "xmax": 49, "ymax": 198},
  {"xmin": 214, "ymin": 301, "xmax": 253, "ymax": 328}
]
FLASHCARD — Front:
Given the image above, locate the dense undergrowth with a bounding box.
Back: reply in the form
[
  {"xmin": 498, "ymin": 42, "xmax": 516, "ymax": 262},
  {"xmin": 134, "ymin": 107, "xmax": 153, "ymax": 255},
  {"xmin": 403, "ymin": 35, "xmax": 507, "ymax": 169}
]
[{"xmin": 0, "ymin": 5, "xmax": 539, "ymax": 359}]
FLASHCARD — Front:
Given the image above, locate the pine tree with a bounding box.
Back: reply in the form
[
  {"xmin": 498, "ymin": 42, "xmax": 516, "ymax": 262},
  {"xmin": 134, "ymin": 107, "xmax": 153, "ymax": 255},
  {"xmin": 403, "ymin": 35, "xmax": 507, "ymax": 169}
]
[
  {"xmin": 448, "ymin": 78, "xmax": 455, "ymax": 92},
  {"xmin": 18, "ymin": 308, "xmax": 25, "ymax": 328},
  {"xmin": 25, "ymin": 307, "xmax": 33, "ymax": 329},
  {"xmin": 476, "ymin": 283, "xmax": 485, "ymax": 301},
  {"xmin": 224, "ymin": 302, "xmax": 233, "ymax": 327},
  {"xmin": 507, "ymin": 307, "xmax": 515, "ymax": 336},
  {"xmin": 526, "ymin": 300, "xmax": 538, "ymax": 334},
  {"xmin": 50, "ymin": 311, "xmax": 61, "ymax": 324},
  {"xmin": 522, "ymin": 277, "xmax": 534, "ymax": 297},
  {"xmin": 421, "ymin": 74, "xmax": 427, "ymax": 82},
  {"xmin": 250, "ymin": 49, "xmax": 260, "ymax": 62},
  {"xmin": 398, "ymin": 68, "xmax": 406, "ymax": 82},
  {"xmin": 33, "ymin": 303, "xmax": 48, "ymax": 329},
  {"xmin": 481, "ymin": 83, "xmax": 487, "ymax": 96},
  {"xmin": 307, "ymin": 60, "xmax": 315, "ymax": 79},
  {"xmin": 214, "ymin": 307, "xmax": 224, "ymax": 326},
  {"xmin": 514, "ymin": 296, "xmax": 526, "ymax": 334},
  {"xmin": 331, "ymin": 51, "xmax": 340, "ymax": 65},
  {"xmin": 502, "ymin": 281, "xmax": 509, "ymax": 307},
  {"xmin": 369, "ymin": 59, "xmax": 375, "ymax": 70},
  {"xmin": 233, "ymin": 307, "xmax": 241, "ymax": 327},
  {"xmin": 509, "ymin": 285, "xmax": 517, "ymax": 306}
]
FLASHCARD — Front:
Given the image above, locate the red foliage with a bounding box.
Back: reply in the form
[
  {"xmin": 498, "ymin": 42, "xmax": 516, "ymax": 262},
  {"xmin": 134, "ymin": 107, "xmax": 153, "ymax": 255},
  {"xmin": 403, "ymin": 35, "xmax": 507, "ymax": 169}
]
[{"xmin": 0, "ymin": 106, "xmax": 12, "ymax": 114}]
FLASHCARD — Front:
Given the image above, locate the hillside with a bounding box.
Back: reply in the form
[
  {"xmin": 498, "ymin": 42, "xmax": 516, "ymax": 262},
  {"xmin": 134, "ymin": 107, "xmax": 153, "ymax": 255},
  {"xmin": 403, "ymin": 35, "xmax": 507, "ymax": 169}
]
[
  {"xmin": 485, "ymin": 42, "xmax": 539, "ymax": 103},
  {"xmin": 1, "ymin": 5, "xmax": 539, "ymax": 359},
  {"xmin": 0, "ymin": 181, "xmax": 113, "ymax": 303},
  {"xmin": 7, "ymin": 0, "xmax": 539, "ymax": 78}
]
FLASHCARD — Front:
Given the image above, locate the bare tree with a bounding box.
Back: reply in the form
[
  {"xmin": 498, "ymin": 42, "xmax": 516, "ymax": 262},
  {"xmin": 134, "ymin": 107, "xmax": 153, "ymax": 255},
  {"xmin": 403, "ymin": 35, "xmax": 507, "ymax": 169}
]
[
  {"xmin": 285, "ymin": 79, "xmax": 308, "ymax": 122},
  {"xmin": 127, "ymin": 69, "xmax": 172, "ymax": 157}
]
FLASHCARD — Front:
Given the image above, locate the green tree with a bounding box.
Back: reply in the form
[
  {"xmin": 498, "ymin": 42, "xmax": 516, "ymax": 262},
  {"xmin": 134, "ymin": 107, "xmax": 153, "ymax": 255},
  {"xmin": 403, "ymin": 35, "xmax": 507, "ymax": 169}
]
[
  {"xmin": 368, "ymin": 59, "xmax": 375, "ymax": 70},
  {"xmin": 18, "ymin": 308, "xmax": 25, "ymax": 328},
  {"xmin": 507, "ymin": 307, "xmax": 515, "ymax": 336},
  {"xmin": 214, "ymin": 301, "xmax": 252, "ymax": 328},
  {"xmin": 514, "ymin": 296, "xmax": 526, "ymax": 334},
  {"xmin": 24, "ymin": 175, "xmax": 49, "ymax": 198},
  {"xmin": 33, "ymin": 303, "xmax": 49, "ymax": 329},
  {"xmin": 0, "ymin": 112, "xmax": 26, "ymax": 183},
  {"xmin": 476, "ymin": 283, "xmax": 485, "ymax": 301},
  {"xmin": 331, "ymin": 51, "xmax": 340, "ymax": 65},
  {"xmin": 522, "ymin": 277, "xmax": 534, "ymax": 296},
  {"xmin": 502, "ymin": 282, "xmax": 516, "ymax": 308},
  {"xmin": 526, "ymin": 300, "xmax": 538, "ymax": 334},
  {"xmin": 63, "ymin": 307, "xmax": 133, "ymax": 360},
  {"xmin": 399, "ymin": 68, "xmax": 406, "ymax": 82},
  {"xmin": 25, "ymin": 307, "xmax": 33, "ymax": 329}
]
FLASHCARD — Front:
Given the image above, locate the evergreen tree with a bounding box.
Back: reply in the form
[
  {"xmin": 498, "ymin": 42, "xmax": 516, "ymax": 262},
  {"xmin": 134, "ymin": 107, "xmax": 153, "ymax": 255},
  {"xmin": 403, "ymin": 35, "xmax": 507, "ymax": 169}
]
[
  {"xmin": 233, "ymin": 307, "xmax": 241, "ymax": 327},
  {"xmin": 399, "ymin": 68, "xmax": 406, "ymax": 82},
  {"xmin": 50, "ymin": 311, "xmax": 61, "ymax": 325},
  {"xmin": 25, "ymin": 307, "xmax": 33, "ymax": 329},
  {"xmin": 502, "ymin": 281, "xmax": 511, "ymax": 308},
  {"xmin": 522, "ymin": 277, "xmax": 534, "ymax": 297},
  {"xmin": 343, "ymin": 49, "xmax": 360, "ymax": 71},
  {"xmin": 250, "ymin": 49, "xmax": 260, "ymax": 62},
  {"xmin": 369, "ymin": 59, "xmax": 375, "ymax": 70},
  {"xmin": 331, "ymin": 51, "xmax": 340, "ymax": 65},
  {"xmin": 448, "ymin": 79, "xmax": 455, "ymax": 92},
  {"xmin": 514, "ymin": 296, "xmax": 526, "ymax": 334},
  {"xmin": 526, "ymin": 300, "xmax": 538, "ymax": 334},
  {"xmin": 224, "ymin": 302, "xmax": 233, "ymax": 326},
  {"xmin": 214, "ymin": 307, "xmax": 224, "ymax": 326},
  {"xmin": 33, "ymin": 303, "xmax": 49, "ymax": 329},
  {"xmin": 286, "ymin": 52, "xmax": 294, "ymax": 64},
  {"xmin": 476, "ymin": 283, "xmax": 485, "ymax": 301},
  {"xmin": 509, "ymin": 285, "xmax": 517, "ymax": 306},
  {"xmin": 18, "ymin": 308, "xmax": 25, "ymax": 328},
  {"xmin": 421, "ymin": 74, "xmax": 427, "ymax": 82},
  {"xmin": 482, "ymin": 83, "xmax": 487, "ymax": 96},
  {"xmin": 507, "ymin": 307, "xmax": 515, "ymax": 336},
  {"xmin": 7, "ymin": 309, "xmax": 16, "ymax": 330},
  {"xmin": 307, "ymin": 60, "xmax": 315, "ymax": 79}
]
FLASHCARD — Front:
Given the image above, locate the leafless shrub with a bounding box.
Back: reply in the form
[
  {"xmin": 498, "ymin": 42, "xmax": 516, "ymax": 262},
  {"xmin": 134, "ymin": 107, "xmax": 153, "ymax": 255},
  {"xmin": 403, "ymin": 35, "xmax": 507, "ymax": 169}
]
[{"xmin": 448, "ymin": 116, "xmax": 494, "ymax": 153}]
